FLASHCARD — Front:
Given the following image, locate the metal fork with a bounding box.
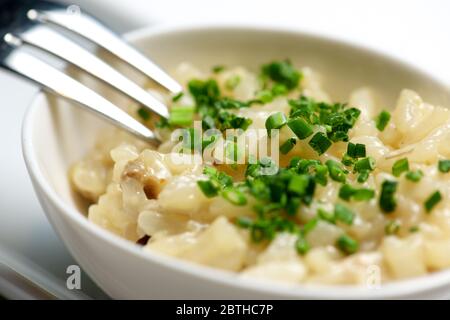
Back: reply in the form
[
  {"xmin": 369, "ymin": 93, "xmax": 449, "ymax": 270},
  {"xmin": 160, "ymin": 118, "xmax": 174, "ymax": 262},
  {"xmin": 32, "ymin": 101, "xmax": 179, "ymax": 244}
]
[{"xmin": 0, "ymin": 0, "xmax": 181, "ymax": 143}]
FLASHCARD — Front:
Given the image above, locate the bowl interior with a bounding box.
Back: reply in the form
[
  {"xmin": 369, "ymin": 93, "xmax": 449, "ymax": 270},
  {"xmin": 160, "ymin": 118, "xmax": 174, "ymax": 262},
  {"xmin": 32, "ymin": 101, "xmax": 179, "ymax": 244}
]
[{"xmin": 25, "ymin": 25, "xmax": 450, "ymax": 297}]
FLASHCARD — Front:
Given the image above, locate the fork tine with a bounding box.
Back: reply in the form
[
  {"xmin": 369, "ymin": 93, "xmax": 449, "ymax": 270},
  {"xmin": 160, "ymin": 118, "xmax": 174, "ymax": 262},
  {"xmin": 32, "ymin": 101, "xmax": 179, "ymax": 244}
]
[
  {"xmin": 27, "ymin": 8, "xmax": 183, "ymax": 94},
  {"xmin": 1, "ymin": 41, "xmax": 158, "ymax": 144},
  {"xmin": 14, "ymin": 24, "xmax": 169, "ymax": 119}
]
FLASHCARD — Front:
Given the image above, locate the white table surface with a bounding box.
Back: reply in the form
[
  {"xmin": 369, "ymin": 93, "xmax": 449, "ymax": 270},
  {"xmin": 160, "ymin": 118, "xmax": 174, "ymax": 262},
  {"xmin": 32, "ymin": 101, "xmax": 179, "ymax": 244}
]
[{"xmin": 0, "ymin": 0, "xmax": 449, "ymax": 299}]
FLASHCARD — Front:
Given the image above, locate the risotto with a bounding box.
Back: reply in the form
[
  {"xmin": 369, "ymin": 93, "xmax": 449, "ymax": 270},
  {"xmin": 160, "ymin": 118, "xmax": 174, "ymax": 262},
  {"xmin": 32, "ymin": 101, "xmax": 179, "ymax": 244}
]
[{"xmin": 70, "ymin": 60, "xmax": 450, "ymax": 286}]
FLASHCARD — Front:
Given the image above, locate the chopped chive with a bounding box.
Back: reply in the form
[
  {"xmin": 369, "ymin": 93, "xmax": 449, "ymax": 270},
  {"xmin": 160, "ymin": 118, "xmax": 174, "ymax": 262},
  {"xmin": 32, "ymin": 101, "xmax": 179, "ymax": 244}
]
[
  {"xmin": 339, "ymin": 184, "xmax": 355, "ymax": 201},
  {"xmin": 325, "ymin": 160, "xmax": 347, "ymax": 183},
  {"xmin": 347, "ymin": 142, "xmax": 366, "ymax": 158},
  {"xmin": 212, "ymin": 65, "xmax": 225, "ymax": 73},
  {"xmin": 353, "ymin": 188, "xmax": 375, "ymax": 201},
  {"xmin": 256, "ymin": 90, "xmax": 274, "ymax": 103},
  {"xmin": 225, "ymin": 75, "xmax": 241, "ymax": 90},
  {"xmin": 342, "ymin": 153, "xmax": 355, "ymax": 166},
  {"xmin": 375, "ymin": 110, "xmax": 391, "ymax": 131},
  {"xmin": 236, "ymin": 216, "xmax": 253, "ymax": 228},
  {"xmin": 265, "ymin": 112, "xmax": 287, "ymax": 136},
  {"xmin": 314, "ymin": 164, "xmax": 328, "ymax": 186},
  {"xmin": 379, "ymin": 180, "xmax": 398, "ymax": 213},
  {"xmin": 336, "ymin": 234, "xmax": 359, "ymax": 254},
  {"xmin": 272, "ymin": 83, "xmax": 288, "ymax": 96},
  {"xmin": 339, "ymin": 184, "xmax": 374, "ymax": 201},
  {"xmin": 409, "ymin": 226, "xmax": 420, "ymax": 233},
  {"xmin": 357, "ymin": 170, "xmax": 370, "ymax": 183},
  {"xmin": 280, "ymin": 138, "xmax": 297, "ymax": 154},
  {"xmin": 424, "ymin": 191, "xmax": 442, "ymax": 213},
  {"xmin": 309, "ymin": 132, "xmax": 332, "ymax": 155},
  {"xmin": 221, "ymin": 188, "xmax": 247, "ymax": 206},
  {"xmin": 288, "ymin": 174, "xmax": 309, "ymax": 195},
  {"xmin": 438, "ymin": 160, "xmax": 450, "ymax": 173},
  {"xmin": 318, "ymin": 208, "xmax": 335, "ymax": 224},
  {"xmin": 385, "ymin": 220, "xmax": 400, "ymax": 235},
  {"xmin": 405, "ymin": 170, "xmax": 423, "ymax": 182},
  {"xmin": 287, "ymin": 118, "xmax": 314, "ymax": 139},
  {"xmin": 295, "ymin": 235, "xmax": 310, "ymax": 255},
  {"xmin": 251, "ymin": 226, "xmax": 265, "ymax": 242},
  {"xmin": 137, "ymin": 107, "xmax": 151, "ymax": 121},
  {"xmin": 172, "ymin": 92, "xmax": 184, "ymax": 102},
  {"xmin": 354, "ymin": 156, "xmax": 375, "ymax": 173},
  {"xmin": 334, "ymin": 203, "xmax": 354, "ymax": 225},
  {"xmin": 168, "ymin": 105, "xmax": 195, "ymax": 126},
  {"xmin": 392, "ymin": 158, "xmax": 409, "ymax": 177},
  {"xmin": 261, "ymin": 60, "xmax": 301, "ymax": 89},
  {"xmin": 197, "ymin": 180, "xmax": 219, "ymax": 198},
  {"xmin": 303, "ymin": 218, "xmax": 318, "ymax": 234},
  {"xmin": 286, "ymin": 197, "xmax": 301, "ymax": 215}
]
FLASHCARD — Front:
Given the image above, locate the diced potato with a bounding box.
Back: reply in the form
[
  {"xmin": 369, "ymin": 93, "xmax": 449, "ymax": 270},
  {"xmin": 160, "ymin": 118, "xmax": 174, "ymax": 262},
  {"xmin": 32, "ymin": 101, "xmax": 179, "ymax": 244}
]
[
  {"xmin": 158, "ymin": 174, "xmax": 209, "ymax": 216},
  {"xmin": 306, "ymin": 220, "xmax": 343, "ymax": 247},
  {"xmin": 241, "ymin": 261, "xmax": 307, "ymax": 283},
  {"xmin": 424, "ymin": 239, "xmax": 450, "ymax": 269},
  {"xmin": 257, "ymin": 233, "xmax": 299, "ymax": 264},
  {"xmin": 89, "ymin": 183, "xmax": 139, "ymax": 241},
  {"xmin": 381, "ymin": 235, "xmax": 427, "ymax": 279},
  {"xmin": 304, "ymin": 247, "xmax": 340, "ymax": 274},
  {"xmin": 180, "ymin": 217, "xmax": 248, "ymax": 271},
  {"xmin": 71, "ymin": 160, "xmax": 109, "ymax": 202}
]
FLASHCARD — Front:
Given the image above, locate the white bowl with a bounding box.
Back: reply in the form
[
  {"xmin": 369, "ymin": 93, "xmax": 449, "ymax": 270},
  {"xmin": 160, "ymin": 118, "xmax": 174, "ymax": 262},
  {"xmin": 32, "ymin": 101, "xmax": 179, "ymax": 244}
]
[{"xmin": 22, "ymin": 24, "xmax": 450, "ymax": 299}]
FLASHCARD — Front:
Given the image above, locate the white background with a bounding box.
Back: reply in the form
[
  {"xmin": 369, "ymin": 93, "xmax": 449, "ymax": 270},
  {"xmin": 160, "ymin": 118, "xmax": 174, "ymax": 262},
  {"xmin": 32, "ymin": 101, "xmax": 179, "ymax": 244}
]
[{"xmin": 0, "ymin": 0, "xmax": 449, "ymax": 298}]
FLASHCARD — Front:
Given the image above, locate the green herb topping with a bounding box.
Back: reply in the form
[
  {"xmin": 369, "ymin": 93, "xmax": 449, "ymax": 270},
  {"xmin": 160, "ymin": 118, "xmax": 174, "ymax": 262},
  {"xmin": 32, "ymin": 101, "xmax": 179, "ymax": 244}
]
[{"xmin": 375, "ymin": 110, "xmax": 391, "ymax": 131}]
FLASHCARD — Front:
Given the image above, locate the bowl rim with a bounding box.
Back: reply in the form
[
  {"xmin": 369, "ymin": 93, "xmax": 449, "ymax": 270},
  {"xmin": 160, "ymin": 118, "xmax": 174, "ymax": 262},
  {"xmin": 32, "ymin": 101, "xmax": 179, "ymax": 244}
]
[{"xmin": 22, "ymin": 22, "xmax": 450, "ymax": 299}]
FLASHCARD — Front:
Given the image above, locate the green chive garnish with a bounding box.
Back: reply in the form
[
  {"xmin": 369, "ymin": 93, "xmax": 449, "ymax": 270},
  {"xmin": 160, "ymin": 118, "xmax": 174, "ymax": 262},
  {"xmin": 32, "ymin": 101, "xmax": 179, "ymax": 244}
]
[
  {"xmin": 256, "ymin": 90, "xmax": 274, "ymax": 103},
  {"xmin": 309, "ymin": 132, "xmax": 332, "ymax": 155},
  {"xmin": 338, "ymin": 184, "xmax": 374, "ymax": 201},
  {"xmin": 385, "ymin": 220, "xmax": 400, "ymax": 235},
  {"xmin": 221, "ymin": 188, "xmax": 247, "ymax": 206},
  {"xmin": 236, "ymin": 216, "xmax": 253, "ymax": 228},
  {"xmin": 287, "ymin": 118, "xmax": 314, "ymax": 139},
  {"xmin": 314, "ymin": 164, "xmax": 328, "ymax": 186},
  {"xmin": 325, "ymin": 160, "xmax": 347, "ymax": 183},
  {"xmin": 225, "ymin": 75, "xmax": 241, "ymax": 90},
  {"xmin": 424, "ymin": 191, "xmax": 442, "ymax": 213},
  {"xmin": 392, "ymin": 158, "xmax": 409, "ymax": 177},
  {"xmin": 137, "ymin": 107, "xmax": 151, "ymax": 121},
  {"xmin": 379, "ymin": 180, "xmax": 398, "ymax": 213},
  {"xmin": 334, "ymin": 203, "xmax": 354, "ymax": 225},
  {"xmin": 354, "ymin": 157, "xmax": 376, "ymax": 173},
  {"xmin": 341, "ymin": 153, "xmax": 355, "ymax": 166},
  {"xmin": 438, "ymin": 160, "xmax": 450, "ymax": 173},
  {"xmin": 338, "ymin": 184, "xmax": 355, "ymax": 201},
  {"xmin": 261, "ymin": 60, "xmax": 301, "ymax": 90},
  {"xmin": 303, "ymin": 218, "xmax": 318, "ymax": 234},
  {"xmin": 197, "ymin": 180, "xmax": 219, "ymax": 198},
  {"xmin": 336, "ymin": 234, "xmax": 359, "ymax": 254},
  {"xmin": 318, "ymin": 208, "xmax": 335, "ymax": 224},
  {"xmin": 375, "ymin": 110, "xmax": 391, "ymax": 131},
  {"xmin": 265, "ymin": 112, "xmax": 288, "ymax": 136},
  {"xmin": 288, "ymin": 174, "xmax": 309, "ymax": 195},
  {"xmin": 280, "ymin": 138, "xmax": 297, "ymax": 154},
  {"xmin": 347, "ymin": 142, "xmax": 366, "ymax": 158},
  {"xmin": 353, "ymin": 188, "xmax": 375, "ymax": 201},
  {"xmin": 172, "ymin": 92, "xmax": 184, "ymax": 102},
  {"xmin": 405, "ymin": 170, "xmax": 423, "ymax": 182},
  {"xmin": 168, "ymin": 105, "xmax": 195, "ymax": 127},
  {"xmin": 296, "ymin": 235, "xmax": 310, "ymax": 255},
  {"xmin": 357, "ymin": 170, "xmax": 370, "ymax": 183},
  {"xmin": 212, "ymin": 65, "xmax": 225, "ymax": 73}
]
